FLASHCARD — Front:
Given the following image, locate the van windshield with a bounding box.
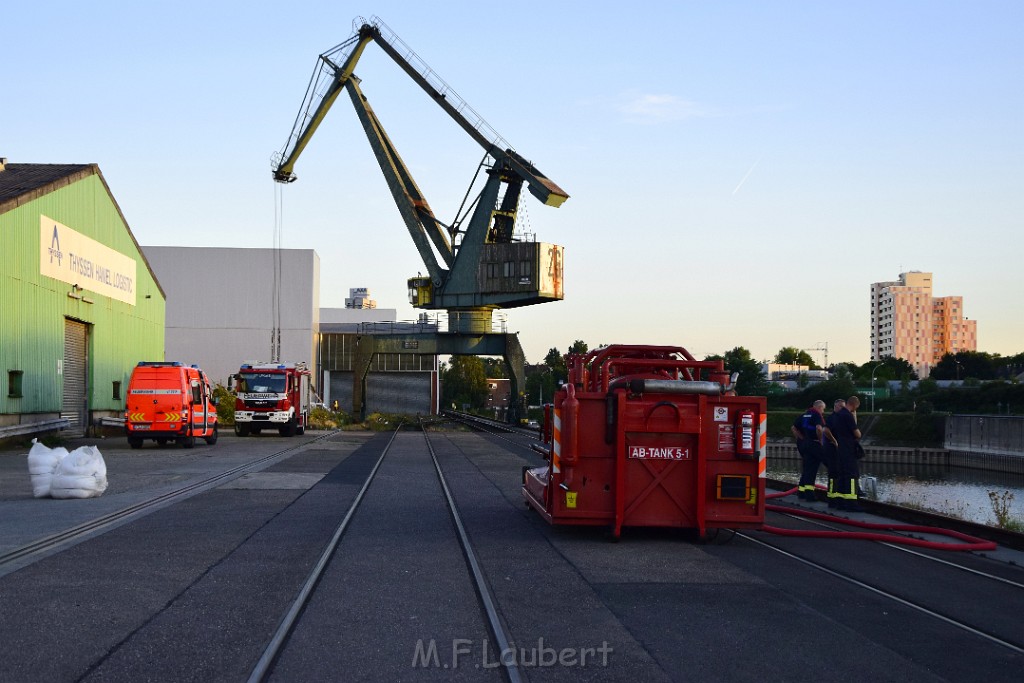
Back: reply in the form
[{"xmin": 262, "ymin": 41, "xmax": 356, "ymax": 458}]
[{"xmin": 237, "ymin": 372, "xmax": 287, "ymax": 393}]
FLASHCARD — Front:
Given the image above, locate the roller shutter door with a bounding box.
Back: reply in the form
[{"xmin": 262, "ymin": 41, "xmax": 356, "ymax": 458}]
[
  {"xmin": 329, "ymin": 371, "xmax": 354, "ymax": 414},
  {"xmin": 62, "ymin": 319, "xmax": 89, "ymax": 435},
  {"xmin": 329, "ymin": 371, "xmax": 434, "ymax": 415},
  {"xmin": 366, "ymin": 372, "xmax": 432, "ymax": 415}
]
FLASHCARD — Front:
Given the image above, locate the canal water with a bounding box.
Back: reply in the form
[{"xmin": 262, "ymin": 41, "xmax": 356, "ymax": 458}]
[{"xmin": 769, "ymin": 456, "xmax": 1024, "ymax": 527}]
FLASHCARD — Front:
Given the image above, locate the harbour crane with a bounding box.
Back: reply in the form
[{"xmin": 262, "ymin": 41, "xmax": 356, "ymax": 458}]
[{"xmin": 272, "ymin": 16, "xmax": 569, "ymax": 422}]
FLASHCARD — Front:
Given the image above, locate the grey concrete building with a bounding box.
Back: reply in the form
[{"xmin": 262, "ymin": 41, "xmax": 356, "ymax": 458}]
[
  {"xmin": 141, "ymin": 247, "xmax": 438, "ymax": 414},
  {"xmin": 143, "ymin": 247, "xmax": 319, "ymax": 387}
]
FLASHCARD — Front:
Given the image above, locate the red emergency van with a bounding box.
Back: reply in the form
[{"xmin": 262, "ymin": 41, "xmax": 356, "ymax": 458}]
[{"xmin": 125, "ymin": 361, "xmax": 219, "ymax": 449}]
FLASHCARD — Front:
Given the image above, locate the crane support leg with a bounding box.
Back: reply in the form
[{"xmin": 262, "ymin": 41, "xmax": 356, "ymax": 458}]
[
  {"xmin": 351, "ymin": 331, "xmax": 525, "ymax": 423},
  {"xmin": 353, "ymin": 335, "xmax": 376, "ymax": 421},
  {"xmin": 501, "ymin": 334, "xmax": 526, "ymax": 425}
]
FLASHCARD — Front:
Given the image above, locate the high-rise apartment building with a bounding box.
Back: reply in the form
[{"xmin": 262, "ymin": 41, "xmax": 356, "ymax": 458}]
[{"xmin": 870, "ymin": 271, "xmax": 977, "ymax": 378}]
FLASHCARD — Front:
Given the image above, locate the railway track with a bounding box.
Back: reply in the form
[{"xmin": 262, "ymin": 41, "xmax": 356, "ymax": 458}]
[
  {"xmin": 248, "ymin": 424, "xmax": 522, "ymax": 683},
  {"xmin": 444, "ymin": 411, "xmax": 545, "ymax": 456},
  {"xmin": 459, "ymin": 411, "xmax": 1024, "ymax": 658},
  {"xmin": 0, "ymin": 431, "xmax": 339, "ymax": 575},
  {"xmin": 3, "ymin": 426, "xmax": 1023, "ymax": 680},
  {"xmin": 740, "ymin": 506, "xmax": 1024, "ymax": 659}
]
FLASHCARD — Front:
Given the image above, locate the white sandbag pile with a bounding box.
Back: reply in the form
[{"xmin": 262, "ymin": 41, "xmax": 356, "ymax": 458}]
[
  {"xmin": 26, "ymin": 439, "xmax": 108, "ymax": 499},
  {"xmin": 27, "ymin": 439, "xmax": 67, "ymax": 498}
]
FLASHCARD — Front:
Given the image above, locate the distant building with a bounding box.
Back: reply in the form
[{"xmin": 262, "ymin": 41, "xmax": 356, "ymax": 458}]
[
  {"xmin": 344, "ymin": 287, "xmax": 376, "ymax": 309},
  {"xmin": 760, "ymin": 364, "xmax": 829, "ymax": 391},
  {"xmin": 486, "ymin": 378, "xmax": 511, "ymax": 420},
  {"xmin": 870, "ymin": 271, "xmax": 977, "ymax": 378}
]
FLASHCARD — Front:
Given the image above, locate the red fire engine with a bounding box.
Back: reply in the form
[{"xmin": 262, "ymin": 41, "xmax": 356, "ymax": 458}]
[
  {"xmin": 523, "ymin": 345, "xmax": 766, "ymax": 538},
  {"xmin": 232, "ymin": 362, "xmax": 313, "ymax": 437}
]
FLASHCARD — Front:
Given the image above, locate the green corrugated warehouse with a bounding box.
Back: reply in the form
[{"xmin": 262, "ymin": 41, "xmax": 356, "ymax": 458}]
[{"xmin": 0, "ymin": 160, "xmax": 165, "ymax": 438}]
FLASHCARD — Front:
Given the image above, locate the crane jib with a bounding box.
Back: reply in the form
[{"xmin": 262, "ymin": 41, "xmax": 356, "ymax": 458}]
[{"xmin": 274, "ymin": 17, "xmax": 568, "ymax": 209}]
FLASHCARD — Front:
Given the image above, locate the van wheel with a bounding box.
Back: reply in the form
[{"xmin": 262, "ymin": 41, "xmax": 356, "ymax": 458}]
[
  {"xmin": 179, "ymin": 430, "xmax": 195, "ymax": 449},
  {"xmin": 127, "ymin": 436, "xmax": 143, "ymax": 449},
  {"xmin": 235, "ymin": 423, "xmax": 250, "ymax": 437},
  {"xmin": 205, "ymin": 423, "xmax": 219, "ymax": 445}
]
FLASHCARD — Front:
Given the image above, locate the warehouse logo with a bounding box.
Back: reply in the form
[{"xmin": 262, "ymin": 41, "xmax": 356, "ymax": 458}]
[
  {"xmin": 48, "ymin": 225, "xmax": 63, "ymax": 265},
  {"xmin": 39, "ymin": 215, "xmax": 138, "ymax": 306}
]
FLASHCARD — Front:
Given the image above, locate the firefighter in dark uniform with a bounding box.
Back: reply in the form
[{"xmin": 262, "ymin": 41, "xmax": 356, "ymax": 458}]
[
  {"xmin": 822, "ymin": 399, "xmax": 844, "ymax": 506},
  {"xmin": 831, "ymin": 395, "xmax": 864, "ymax": 511},
  {"xmin": 790, "ymin": 400, "xmax": 826, "ymax": 501}
]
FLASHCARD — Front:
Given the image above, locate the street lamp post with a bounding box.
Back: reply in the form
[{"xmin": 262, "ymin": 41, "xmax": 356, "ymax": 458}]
[{"xmin": 870, "ymin": 363, "xmax": 884, "ymax": 413}]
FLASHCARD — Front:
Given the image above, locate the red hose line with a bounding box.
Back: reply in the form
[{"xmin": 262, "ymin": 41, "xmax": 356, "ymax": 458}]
[
  {"xmin": 763, "ymin": 489, "xmax": 997, "ymax": 552},
  {"xmin": 767, "ymin": 486, "xmax": 798, "ymax": 499}
]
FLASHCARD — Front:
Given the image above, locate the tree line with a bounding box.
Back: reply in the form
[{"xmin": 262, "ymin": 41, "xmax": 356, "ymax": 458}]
[{"xmin": 440, "ymin": 342, "xmax": 1024, "ymax": 414}]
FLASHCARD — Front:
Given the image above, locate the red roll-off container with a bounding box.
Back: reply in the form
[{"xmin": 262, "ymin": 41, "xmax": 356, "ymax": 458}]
[{"xmin": 523, "ymin": 345, "xmax": 766, "ymax": 538}]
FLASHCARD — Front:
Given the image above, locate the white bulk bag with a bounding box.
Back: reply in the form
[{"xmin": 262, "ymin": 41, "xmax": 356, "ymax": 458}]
[
  {"xmin": 50, "ymin": 445, "xmax": 108, "ymax": 499},
  {"xmin": 26, "ymin": 439, "xmax": 68, "ymax": 499}
]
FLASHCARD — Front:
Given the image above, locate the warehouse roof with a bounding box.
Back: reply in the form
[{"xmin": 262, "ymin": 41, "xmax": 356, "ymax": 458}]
[
  {"xmin": 0, "ymin": 161, "xmax": 97, "ymax": 212},
  {"xmin": 0, "ymin": 159, "xmax": 166, "ymax": 298}
]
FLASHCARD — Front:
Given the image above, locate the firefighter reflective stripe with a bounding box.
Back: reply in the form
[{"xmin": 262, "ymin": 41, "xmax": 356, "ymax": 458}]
[
  {"xmin": 758, "ymin": 413, "xmax": 767, "ymax": 478},
  {"xmin": 837, "ymin": 480, "xmax": 859, "ymax": 500},
  {"xmin": 127, "ymin": 412, "xmax": 183, "ymax": 422},
  {"xmin": 552, "ymin": 408, "xmax": 562, "ymax": 474}
]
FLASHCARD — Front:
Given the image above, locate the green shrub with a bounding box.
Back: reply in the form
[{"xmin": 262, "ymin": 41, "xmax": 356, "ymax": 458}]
[
  {"xmin": 767, "ymin": 411, "xmax": 801, "ymax": 440},
  {"xmin": 364, "ymin": 412, "xmax": 412, "ymax": 432},
  {"xmin": 213, "ymin": 384, "xmax": 235, "ymax": 426},
  {"xmin": 307, "ymin": 406, "xmax": 356, "ymax": 430},
  {"xmin": 865, "ymin": 413, "xmax": 944, "ymax": 447}
]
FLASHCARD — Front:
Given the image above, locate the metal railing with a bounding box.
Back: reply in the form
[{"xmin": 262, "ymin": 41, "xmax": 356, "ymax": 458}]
[{"xmin": 0, "ymin": 418, "xmax": 69, "ymax": 439}]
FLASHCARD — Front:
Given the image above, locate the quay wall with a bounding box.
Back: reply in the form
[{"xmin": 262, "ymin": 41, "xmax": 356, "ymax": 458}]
[{"xmin": 767, "ymin": 443, "xmax": 1024, "ymax": 475}]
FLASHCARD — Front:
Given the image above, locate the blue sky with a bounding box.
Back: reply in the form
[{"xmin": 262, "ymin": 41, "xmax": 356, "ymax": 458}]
[{"xmin": 5, "ymin": 1, "xmax": 1022, "ymax": 366}]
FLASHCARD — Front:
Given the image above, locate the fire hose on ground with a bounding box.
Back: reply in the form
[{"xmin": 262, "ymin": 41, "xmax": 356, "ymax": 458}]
[{"xmin": 763, "ymin": 486, "xmax": 997, "ymax": 552}]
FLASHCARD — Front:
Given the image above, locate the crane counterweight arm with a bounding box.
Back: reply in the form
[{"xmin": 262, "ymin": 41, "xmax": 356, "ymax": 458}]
[
  {"xmin": 369, "ymin": 30, "xmax": 569, "ymax": 208},
  {"xmin": 273, "ymin": 17, "xmax": 569, "ymax": 209},
  {"xmin": 504, "ymin": 150, "xmax": 569, "ymax": 208}
]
